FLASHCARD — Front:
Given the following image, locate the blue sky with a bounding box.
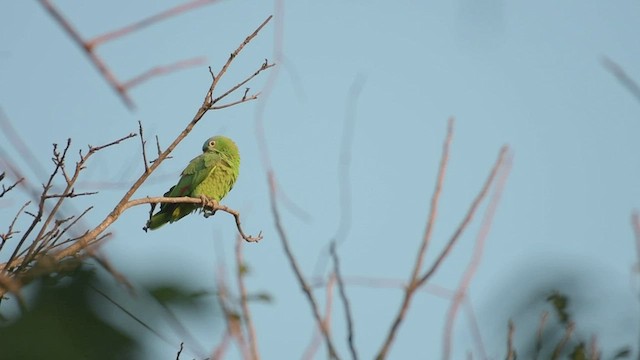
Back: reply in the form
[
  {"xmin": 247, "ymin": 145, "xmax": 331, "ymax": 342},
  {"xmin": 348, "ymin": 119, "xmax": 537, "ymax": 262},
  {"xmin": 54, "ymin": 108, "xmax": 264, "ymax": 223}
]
[{"xmin": 1, "ymin": 0, "xmax": 640, "ymax": 359}]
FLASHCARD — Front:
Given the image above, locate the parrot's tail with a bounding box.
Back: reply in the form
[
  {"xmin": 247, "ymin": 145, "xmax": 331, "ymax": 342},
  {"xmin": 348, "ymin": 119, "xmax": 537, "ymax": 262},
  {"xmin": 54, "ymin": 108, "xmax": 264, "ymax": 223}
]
[{"xmin": 145, "ymin": 212, "xmax": 169, "ymax": 231}]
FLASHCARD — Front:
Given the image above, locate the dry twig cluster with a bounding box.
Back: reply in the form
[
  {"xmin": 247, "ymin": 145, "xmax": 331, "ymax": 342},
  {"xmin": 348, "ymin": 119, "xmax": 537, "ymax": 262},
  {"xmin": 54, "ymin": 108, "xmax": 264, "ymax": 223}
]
[{"xmin": 0, "ymin": 15, "xmax": 273, "ymax": 306}]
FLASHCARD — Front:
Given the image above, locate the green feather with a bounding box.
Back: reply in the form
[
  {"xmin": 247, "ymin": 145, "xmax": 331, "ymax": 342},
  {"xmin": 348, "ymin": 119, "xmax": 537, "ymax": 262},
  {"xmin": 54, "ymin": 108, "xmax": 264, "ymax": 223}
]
[{"xmin": 146, "ymin": 136, "xmax": 240, "ymax": 230}]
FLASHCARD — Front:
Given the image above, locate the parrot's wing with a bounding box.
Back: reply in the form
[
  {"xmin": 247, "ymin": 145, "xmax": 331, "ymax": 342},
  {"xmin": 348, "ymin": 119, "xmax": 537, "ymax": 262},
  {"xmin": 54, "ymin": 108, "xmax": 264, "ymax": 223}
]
[{"xmin": 167, "ymin": 153, "xmax": 219, "ymax": 197}]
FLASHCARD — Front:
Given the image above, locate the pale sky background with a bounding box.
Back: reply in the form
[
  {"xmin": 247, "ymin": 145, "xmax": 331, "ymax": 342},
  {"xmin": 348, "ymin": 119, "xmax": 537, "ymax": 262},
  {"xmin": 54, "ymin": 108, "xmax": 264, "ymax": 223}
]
[{"xmin": 1, "ymin": 0, "xmax": 640, "ymax": 359}]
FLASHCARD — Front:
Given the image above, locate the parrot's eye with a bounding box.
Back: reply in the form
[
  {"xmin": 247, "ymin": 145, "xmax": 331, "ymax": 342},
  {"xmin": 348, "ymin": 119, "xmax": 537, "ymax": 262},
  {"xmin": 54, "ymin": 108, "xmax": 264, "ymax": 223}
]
[{"xmin": 209, "ymin": 140, "xmax": 216, "ymax": 147}]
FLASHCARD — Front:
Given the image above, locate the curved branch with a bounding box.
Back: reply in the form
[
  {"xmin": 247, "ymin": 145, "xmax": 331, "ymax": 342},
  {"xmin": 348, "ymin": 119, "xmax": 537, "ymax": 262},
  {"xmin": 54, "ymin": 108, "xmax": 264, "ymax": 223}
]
[{"xmin": 131, "ymin": 196, "xmax": 262, "ymax": 242}]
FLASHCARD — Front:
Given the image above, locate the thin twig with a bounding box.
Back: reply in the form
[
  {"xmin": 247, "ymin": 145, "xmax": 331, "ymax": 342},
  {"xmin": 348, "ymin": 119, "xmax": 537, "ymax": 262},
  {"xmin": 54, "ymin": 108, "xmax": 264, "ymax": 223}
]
[
  {"xmin": 46, "ymin": 16, "xmax": 272, "ymax": 263},
  {"xmin": 91, "ymin": 285, "xmax": 172, "ymax": 344},
  {"xmin": 0, "ymin": 201, "xmax": 30, "ymax": 251},
  {"xmin": 155, "ymin": 135, "xmax": 163, "ymax": 156},
  {"xmin": 122, "ymin": 57, "xmax": 207, "ymax": 90},
  {"xmin": 302, "ymin": 273, "xmax": 337, "ymax": 360},
  {"xmin": 176, "ymin": 342, "xmax": 184, "ymax": 360},
  {"xmin": 534, "ymin": 311, "xmax": 549, "ymax": 360},
  {"xmin": 442, "ymin": 151, "xmax": 512, "ymax": 360},
  {"xmin": 212, "ymin": 92, "xmax": 262, "ymax": 110},
  {"xmin": 330, "ymin": 242, "xmax": 358, "ymax": 360},
  {"xmin": 88, "ymin": 0, "xmax": 221, "ymax": 47},
  {"xmin": 375, "ymin": 118, "xmax": 455, "ymax": 359},
  {"xmin": 417, "ymin": 146, "xmax": 510, "ymax": 287},
  {"xmin": 138, "ymin": 121, "xmax": 149, "ymax": 173},
  {"xmin": 506, "ymin": 320, "xmax": 515, "ymax": 360},
  {"xmin": 462, "ymin": 296, "xmax": 488, "ymax": 360},
  {"xmin": 37, "ymin": 0, "xmax": 133, "ymax": 108},
  {"xmin": 211, "ymin": 332, "xmax": 232, "ymax": 360},
  {"xmin": 335, "ymin": 75, "xmax": 366, "ymax": 245},
  {"xmin": 602, "ymin": 57, "xmax": 640, "ymax": 103},
  {"xmin": 550, "ymin": 322, "xmax": 575, "ymax": 360},
  {"xmin": 0, "ymin": 177, "xmax": 23, "ymax": 198},
  {"xmin": 631, "ymin": 212, "xmax": 640, "ymax": 273},
  {"xmin": 134, "ymin": 196, "xmax": 262, "ymax": 242},
  {"xmin": 212, "ymin": 60, "xmax": 274, "ymax": 105},
  {"xmin": 217, "ymin": 268, "xmax": 251, "ymax": 360},
  {"xmin": 236, "ymin": 236, "xmax": 260, "ymax": 360},
  {"xmin": 268, "ymin": 172, "xmax": 340, "ymax": 359}
]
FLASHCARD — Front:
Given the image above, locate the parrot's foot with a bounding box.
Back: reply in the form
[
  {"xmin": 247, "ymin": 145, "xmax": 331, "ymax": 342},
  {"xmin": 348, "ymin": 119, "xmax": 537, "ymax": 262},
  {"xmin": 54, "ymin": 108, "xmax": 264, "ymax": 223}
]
[{"xmin": 200, "ymin": 195, "xmax": 219, "ymax": 218}]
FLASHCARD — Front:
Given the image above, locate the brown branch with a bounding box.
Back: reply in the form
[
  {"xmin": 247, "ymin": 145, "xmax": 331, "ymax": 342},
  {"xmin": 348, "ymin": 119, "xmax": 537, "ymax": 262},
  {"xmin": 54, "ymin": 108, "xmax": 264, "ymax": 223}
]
[
  {"xmin": 138, "ymin": 121, "xmax": 150, "ymax": 173},
  {"xmin": 19, "ymin": 134, "xmax": 136, "ymax": 270},
  {"xmin": 88, "ymin": 0, "xmax": 222, "ymax": 48},
  {"xmin": 47, "ymin": 16, "xmax": 272, "ymax": 263},
  {"xmin": 534, "ymin": 311, "xmax": 549, "ymax": 360},
  {"xmin": 176, "ymin": 342, "xmax": 184, "ymax": 360},
  {"xmin": 632, "ymin": 211, "xmax": 640, "ymax": 272},
  {"xmin": 462, "ymin": 296, "xmax": 487, "ymax": 360},
  {"xmin": 37, "ymin": 0, "xmax": 133, "ymax": 108},
  {"xmin": 330, "ymin": 242, "xmax": 358, "ymax": 360},
  {"xmin": 135, "ymin": 196, "xmax": 262, "ymax": 242},
  {"xmin": 417, "ymin": 145, "xmax": 509, "ymax": 287},
  {"xmin": 211, "ymin": 331, "xmax": 232, "ymax": 360},
  {"xmin": 375, "ymin": 118, "xmax": 455, "ymax": 359},
  {"xmin": 122, "ymin": 57, "xmax": 207, "ymax": 90},
  {"xmin": 268, "ymin": 172, "xmax": 340, "ymax": 359},
  {"xmin": 506, "ymin": 320, "xmax": 515, "ymax": 360},
  {"xmin": 212, "ymin": 60, "xmax": 275, "ymax": 105},
  {"xmin": 0, "ymin": 202, "xmax": 30, "ymax": 252},
  {"xmin": 209, "ymin": 16, "xmax": 273, "ymax": 103},
  {"xmin": 211, "ymin": 92, "xmax": 262, "ymax": 110},
  {"xmin": 0, "ymin": 176, "xmax": 23, "ymax": 198},
  {"xmin": 602, "ymin": 56, "xmax": 640, "ymax": 103},
  {"xmin": 216, "ymin": 268, "xmax": 251, "ymax": 360},
  {"xmin": 43, "ymin": 190, "xmax": 98, "ymax": 199},
  {"xmin": 550, "ymin": 322, "xmax": 575, "ymax": 360},
  {"xmin": 236, "ymin": 236, "xmax": 260, "ymax": 360},
  {"xmin": 442, "ymin": 151, "xmax": 512, "ymax": 360},
  {"xmin": 4, "ymin": 140, "xmax": 73, "ymax": 272},
  {"xmin": 302, "ymin": 273, "xmax": 337, "ymax": 360}
]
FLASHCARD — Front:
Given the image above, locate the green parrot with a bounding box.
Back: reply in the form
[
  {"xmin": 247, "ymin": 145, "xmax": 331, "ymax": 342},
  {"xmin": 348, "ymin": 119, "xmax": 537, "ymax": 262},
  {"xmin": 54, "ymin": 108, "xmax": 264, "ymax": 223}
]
[{"xmin": 145, "ymin": 135, "xmax": 240, "ymax": 230}]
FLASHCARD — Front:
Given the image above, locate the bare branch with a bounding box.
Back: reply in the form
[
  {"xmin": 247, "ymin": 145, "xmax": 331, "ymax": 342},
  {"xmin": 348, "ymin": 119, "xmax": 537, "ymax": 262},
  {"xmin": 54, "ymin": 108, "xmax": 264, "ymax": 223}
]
[
  {"xmin": 88, "ymin": 0, "xmax": 222, "ymax": 48},
  {"xmin": 302, "ymin": 274, "xmax": 336, "ymax": 360},
  {"xmin": 0, "ymin": 202, "xmax": 30, "ymax": 252},
  {"xmin": 442, "ymin": 151, "xmax": 512, "ymax": 360},
  {"xmin": 211, "ymin": 92, "xmax": 262, "ymax": 110},
  {"xmin": 176, "ymin": 342, "xmax": 184, "ymax": 360},
  {"xmin": 88, "ymin": 133, "xmax": 137, "ymax": 153},
  {"xmin": 47, "ymin": 16, "xmax": 272, "ymax": 262},
  {"xmin": 138, "ymin": 121, "xmax": 150, "ymax": 173},
  {"xmin": 550, "ymin": 322, "xmax": 575, "ymax": 360},
  {"xmin": 155, "ymin": 135, "xmax": 163, "ymax": 156},
  {"xmin": 44, "ymin": 190, "xmax": 98, "ymax": 199},
  {"xmin": 417, "ymin": 145, "xmax": 510, "ymax": 287},
  {"xmin": 210, "ymin": 16, "xmax": 274, "ymax": 98},
  {"xmin": 235, "ymin": 236, "xmax": 260, "ymax": 360},
  {"xmin": 268, "ymin": 172, "xmax": 340, "ymax": 359},
  {"xmin": 36, "ymin": 0, "xmax": 134, "ymax": 108},
  {"xmin": 122, "ymin": 57, "xmax": 207, "ymax": 90},
  {"xmin": 212, "ymin": 60, "xmax": 275, "ymax": 105},
  {"xmin": 0, "ymin": 176, "xmax": 24, "ymax": 198},
  {"xmin": 134, "ymin": 196, "xmax": 262, "ymax": 242},
  {"xmin": 376, "ymin": 118, "xmax": 455, "ymax": 359},
  {"xmin": 506, "ymin": 320, "xmax": 515, "ymax": 360},
  {"xmin": 534, "ymin": 311, "xmax": 549, "ymax": 360},
  {"xmin": 631, "ymin": 211, "xmax": 640, "ymax": 272},
  {"xmin": 602, "ymin": 56, "xmax": 640, "ymax": 103},
  {"xmin": 330, "ymin": 242, "xmax": 358, "ymax": 360},
  {"xmin": 216, "ymin": 268, "xmax": 251, "ymax": 360}
]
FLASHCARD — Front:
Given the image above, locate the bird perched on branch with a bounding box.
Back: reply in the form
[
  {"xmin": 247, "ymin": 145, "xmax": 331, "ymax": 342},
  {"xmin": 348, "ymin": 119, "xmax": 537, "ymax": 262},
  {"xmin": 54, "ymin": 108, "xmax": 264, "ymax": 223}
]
[{"xmin": 145, "ymin": 135, "xmax": 240, "ymax": 230}]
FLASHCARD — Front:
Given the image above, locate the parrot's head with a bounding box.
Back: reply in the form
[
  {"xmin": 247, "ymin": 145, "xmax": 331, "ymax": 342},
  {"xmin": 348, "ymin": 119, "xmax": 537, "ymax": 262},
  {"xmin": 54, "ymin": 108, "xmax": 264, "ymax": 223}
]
[{"xmin": 202, "ymin": 136, "xmax": 239, "ymax": 158}]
